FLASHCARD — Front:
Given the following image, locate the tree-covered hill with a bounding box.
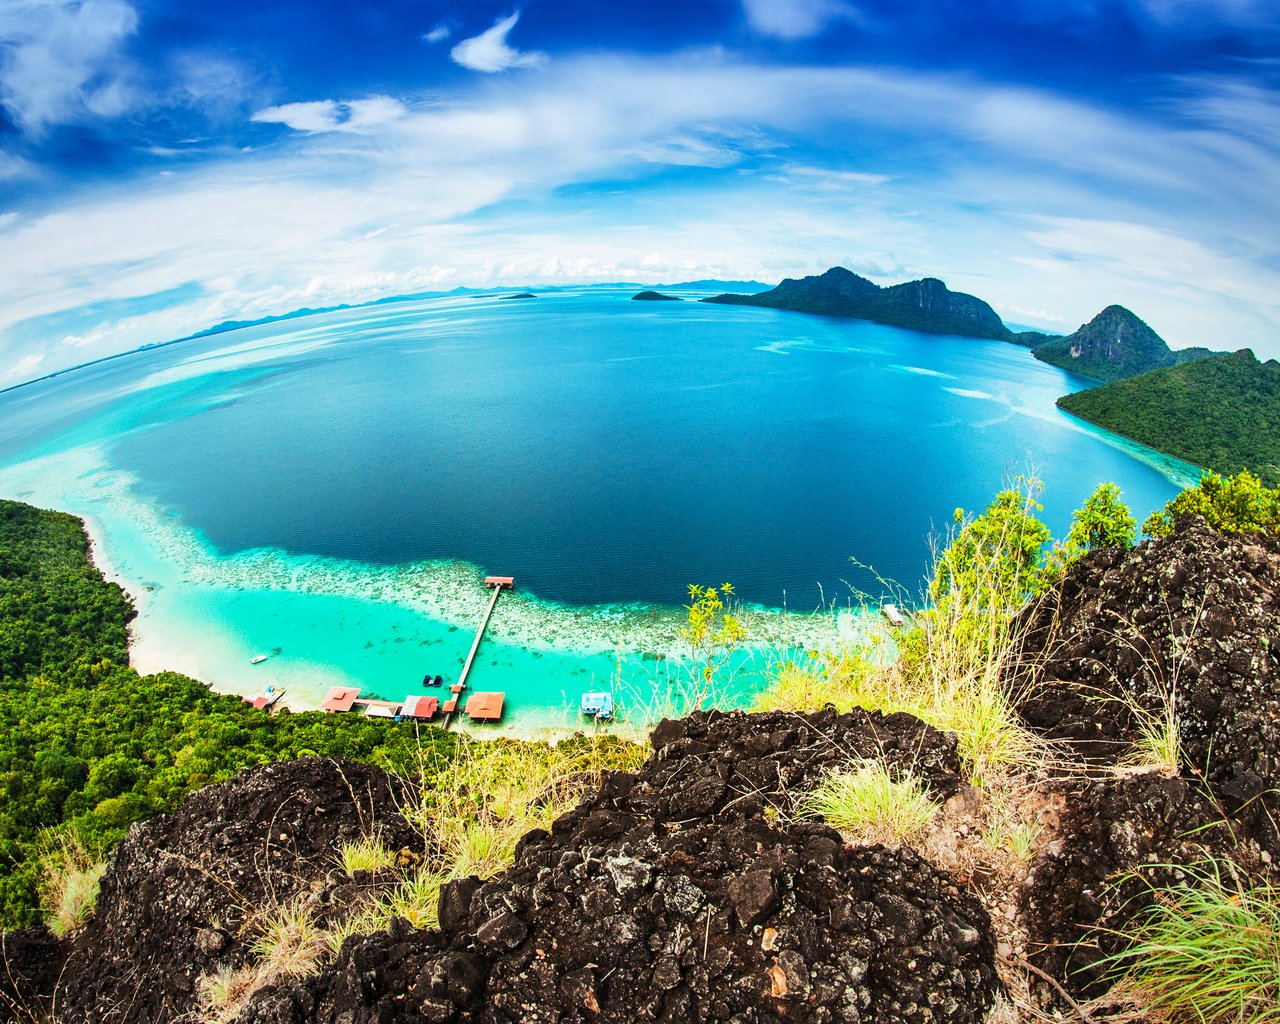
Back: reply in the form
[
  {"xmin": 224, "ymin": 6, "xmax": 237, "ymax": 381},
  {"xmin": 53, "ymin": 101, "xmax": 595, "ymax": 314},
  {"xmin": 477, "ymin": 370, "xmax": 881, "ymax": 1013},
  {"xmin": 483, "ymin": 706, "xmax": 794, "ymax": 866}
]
[
  {"xmin": 1033, "ymin": 305, "xmax": 1179, "ymax": 381},
  {"xmin": 0, "ymin": 499, "xmax": 454, "ymax": 929},
  {"xmin": 1057, "ymin": 350, "xmax": 1280, "ymax": 486},
  {"xmin": 703, "ymin": 267, "xmax": 1013, "ymax": 340}
]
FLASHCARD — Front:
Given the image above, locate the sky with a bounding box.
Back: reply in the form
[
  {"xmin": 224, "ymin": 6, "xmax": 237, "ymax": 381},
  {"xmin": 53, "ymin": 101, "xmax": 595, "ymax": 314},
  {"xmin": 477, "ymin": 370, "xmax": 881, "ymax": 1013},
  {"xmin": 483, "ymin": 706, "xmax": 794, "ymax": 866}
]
[{"xmin": 1, "ymin": 0, "xmax": 1278, "ymax": 384}]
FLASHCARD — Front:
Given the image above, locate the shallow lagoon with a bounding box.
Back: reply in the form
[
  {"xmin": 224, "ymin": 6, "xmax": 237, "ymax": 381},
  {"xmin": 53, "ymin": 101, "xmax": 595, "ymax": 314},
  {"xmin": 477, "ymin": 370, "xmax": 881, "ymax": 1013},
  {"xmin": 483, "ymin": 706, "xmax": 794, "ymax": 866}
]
[{"xmin": 0, "ymin": 288, "xmax": 1195, "ymax": 728}]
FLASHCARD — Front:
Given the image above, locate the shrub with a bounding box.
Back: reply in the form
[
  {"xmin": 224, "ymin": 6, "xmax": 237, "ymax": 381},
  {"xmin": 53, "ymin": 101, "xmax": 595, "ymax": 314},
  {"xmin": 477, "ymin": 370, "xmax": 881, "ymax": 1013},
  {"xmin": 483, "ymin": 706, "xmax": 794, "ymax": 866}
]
[{"xmin": 1144, "ymin": 469, "xmax": 1280, "ymax": 538}]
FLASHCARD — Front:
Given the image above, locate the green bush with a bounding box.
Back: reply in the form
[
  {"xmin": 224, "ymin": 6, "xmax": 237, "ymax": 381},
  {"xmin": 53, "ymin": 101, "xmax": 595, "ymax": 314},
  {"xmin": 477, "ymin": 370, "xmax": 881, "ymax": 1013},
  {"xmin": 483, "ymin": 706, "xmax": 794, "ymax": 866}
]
[{"xmin": 1144, "ymin": 469, "xmax": 1280, "ymax": 538}]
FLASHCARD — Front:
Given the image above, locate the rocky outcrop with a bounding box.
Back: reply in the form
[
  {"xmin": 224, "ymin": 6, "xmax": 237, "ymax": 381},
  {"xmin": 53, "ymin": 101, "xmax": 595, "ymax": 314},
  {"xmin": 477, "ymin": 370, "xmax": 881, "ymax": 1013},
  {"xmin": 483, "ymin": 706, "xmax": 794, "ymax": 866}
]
[
  {"xmin": 40, "ymin": 758, "xmax": 418, "ymax": 1024},
  {"xmin": 11, "ymin": 709, "xmax": 1001, "ymax": 1024},
  {"xmin": 703, "ymin": 268, "xmax": 1012, "ymax": 341},
  {"xmin": 1010, "ymin": 518, "xmax": 1280, "ymax": 854},
  {"xmin": 1032, "ymin": 305, "xmax": 1178, "ymax": 381},
  {"xmin": 238, "ymin": 708, "xmax": 997, "ymax": 1024}
]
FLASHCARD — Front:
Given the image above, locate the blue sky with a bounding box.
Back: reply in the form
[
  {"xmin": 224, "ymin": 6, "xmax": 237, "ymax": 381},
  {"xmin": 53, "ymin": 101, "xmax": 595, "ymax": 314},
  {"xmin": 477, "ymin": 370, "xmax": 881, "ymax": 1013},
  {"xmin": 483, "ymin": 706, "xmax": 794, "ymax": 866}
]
[{"xmin": 1, "ymin": 0, "xmax": 1278, "ymax": 383}]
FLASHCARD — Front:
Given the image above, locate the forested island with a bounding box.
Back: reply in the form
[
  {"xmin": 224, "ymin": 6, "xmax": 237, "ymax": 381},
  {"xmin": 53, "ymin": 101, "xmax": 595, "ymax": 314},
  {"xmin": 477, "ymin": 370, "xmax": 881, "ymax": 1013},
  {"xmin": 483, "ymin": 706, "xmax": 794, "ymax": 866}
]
[{"xmin": 1058, "ymin": 349, "xmax": 1280, "ymax": 487}]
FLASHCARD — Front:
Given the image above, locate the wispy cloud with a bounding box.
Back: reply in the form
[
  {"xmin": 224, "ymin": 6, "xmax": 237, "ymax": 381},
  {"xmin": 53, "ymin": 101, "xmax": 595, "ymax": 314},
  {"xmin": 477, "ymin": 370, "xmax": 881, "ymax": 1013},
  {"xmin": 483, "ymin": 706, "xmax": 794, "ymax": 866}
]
[
  {"xmin": 741, "ymin": 0, "xmax": 861, "ymax": 40},
  {"xmin": 0, "ymin": 0, "xmax": 139, "ymax": 133},
  {"xmin": 251, "ymin": 96, "xmax": 407, "ymax": 134},
  {"xmin": 423, "ymin": 21, "xmax": 453, "ymax": 45},
  {"xmin": 3, "ymin": 51, "xmax": 1279, "ymax": 385},
  {"xmin": 451, "ymin": 12, "xmax": 547, "ymax": 73}
]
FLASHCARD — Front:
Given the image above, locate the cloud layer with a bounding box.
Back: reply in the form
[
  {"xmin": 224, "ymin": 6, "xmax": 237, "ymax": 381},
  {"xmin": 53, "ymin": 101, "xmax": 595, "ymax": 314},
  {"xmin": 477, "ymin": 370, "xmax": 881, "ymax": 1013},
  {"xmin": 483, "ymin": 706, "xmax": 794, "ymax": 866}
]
[{"xmin": 0, "ymin": 3, "xmax": 1277, "ymax": 385}]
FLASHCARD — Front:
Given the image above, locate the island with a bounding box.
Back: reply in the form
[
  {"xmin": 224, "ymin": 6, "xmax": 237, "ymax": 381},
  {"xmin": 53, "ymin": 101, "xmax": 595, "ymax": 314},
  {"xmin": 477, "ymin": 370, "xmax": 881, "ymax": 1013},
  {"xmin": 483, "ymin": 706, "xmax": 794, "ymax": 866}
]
[
  {"xmin": 631, "ymin": 291, "xmax": 683, "ymax": 301},
  {"xmin": 1057, "ymin": 349, "xmax": 1280, "ymax": 485},
  {"xmin": 702, "ymin": 267, "xmax": 1012, "ymax": 341}
]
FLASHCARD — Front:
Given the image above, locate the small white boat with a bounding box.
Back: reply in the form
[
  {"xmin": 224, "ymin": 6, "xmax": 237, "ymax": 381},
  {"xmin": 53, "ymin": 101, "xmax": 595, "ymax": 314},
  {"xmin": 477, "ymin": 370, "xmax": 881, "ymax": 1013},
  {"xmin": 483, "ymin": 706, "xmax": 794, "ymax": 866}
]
[
  {"xmin": 881, "ymin": 603, "xmax": 904, "ymax": 628},
  {"xmin": 251, "ymin": 654, "xmax": 269, "ymax": 664}
]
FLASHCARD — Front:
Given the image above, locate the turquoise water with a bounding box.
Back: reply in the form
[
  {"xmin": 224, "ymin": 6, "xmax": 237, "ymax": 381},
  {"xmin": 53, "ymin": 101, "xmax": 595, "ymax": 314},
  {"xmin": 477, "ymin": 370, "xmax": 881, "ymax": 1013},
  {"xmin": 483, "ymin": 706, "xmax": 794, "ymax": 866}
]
[{"xmin": 0, "ymin": 288, "xmax": 1196, "ymax": 730}]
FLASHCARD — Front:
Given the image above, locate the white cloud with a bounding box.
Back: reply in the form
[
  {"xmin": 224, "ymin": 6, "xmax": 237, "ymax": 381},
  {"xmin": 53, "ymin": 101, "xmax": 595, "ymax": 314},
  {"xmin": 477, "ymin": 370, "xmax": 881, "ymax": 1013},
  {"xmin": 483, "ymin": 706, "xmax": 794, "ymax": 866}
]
[
  {"xmin": 251, "ymin": 95, "xmax": 407, "ymax": 134},
  {"xmin": 1, "ymin": 351, "xmax": 44, "ymax": 383},
  {"xmin": 741, "ymin": 0, "xmax": 860, "ymax": 39},
  {"xmin": 3, "ymin": 51, "xmax": 1279, "ymax": 382},
  {"xmin": 451, "ymin": 12, "xmax": 546, "ymax": 73},
  {"xmin": 0, "ymin": 0, "xmax": 139, "ymax": 132},
  {"xmin": 423, "ymin": 22, "xmax": 452, "ymax": 44}
]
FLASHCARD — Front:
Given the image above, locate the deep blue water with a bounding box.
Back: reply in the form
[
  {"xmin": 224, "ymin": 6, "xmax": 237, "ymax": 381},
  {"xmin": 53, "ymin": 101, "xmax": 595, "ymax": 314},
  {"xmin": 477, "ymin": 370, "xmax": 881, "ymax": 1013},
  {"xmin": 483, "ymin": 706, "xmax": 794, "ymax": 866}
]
[{"xmin": 0, "ymin": 289, "xmax": 1187, "ymax": 608}]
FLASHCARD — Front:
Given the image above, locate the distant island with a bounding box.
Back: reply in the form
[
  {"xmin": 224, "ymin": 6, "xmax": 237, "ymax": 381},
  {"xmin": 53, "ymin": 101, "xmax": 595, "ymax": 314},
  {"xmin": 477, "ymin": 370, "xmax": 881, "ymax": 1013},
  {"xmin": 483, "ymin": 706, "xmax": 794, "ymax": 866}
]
[
  {"xmin": 1057, "ymin": 349, "xmax": 1280, "ymax": 486},
  {"xmin": 703, "ymin": 267, "xmax": 1013, "ymax": 341},
  {"xmin": 1031, "ymin": 305, "xmax": 1221, "ymax": 382},
  {"xmin": 696, "ymin": 264, "xmax": 1274, "ymax": 482},
  {"xmin": 631, "ymin": 291, "xmax": 683, "ymax": 301},
  {"xmin": 701, "ymin": 266, "xmax": 1229, "ymax": 387},
  {"xmin": 499, "ymin": 293, "xmax": 537, "ymax": 300}
]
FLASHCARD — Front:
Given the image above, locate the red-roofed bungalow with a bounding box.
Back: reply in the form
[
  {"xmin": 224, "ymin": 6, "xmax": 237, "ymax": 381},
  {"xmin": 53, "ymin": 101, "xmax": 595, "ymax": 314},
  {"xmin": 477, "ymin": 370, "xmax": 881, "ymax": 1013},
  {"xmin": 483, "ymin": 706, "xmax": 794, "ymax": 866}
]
[
  {"xmin": 466, "ymin": 691, "xmax": 505, "ymax": 722},
  {"xmin": 484, "ymin": 576, "xmax": 515, "ymax": 589},
  {"xmin": 402, "ymin": 695, "xmax": 439, "ymax": 721},
  {"xmin": 320, "ymin": 686, "xmax": 361, "ymax": 713}
]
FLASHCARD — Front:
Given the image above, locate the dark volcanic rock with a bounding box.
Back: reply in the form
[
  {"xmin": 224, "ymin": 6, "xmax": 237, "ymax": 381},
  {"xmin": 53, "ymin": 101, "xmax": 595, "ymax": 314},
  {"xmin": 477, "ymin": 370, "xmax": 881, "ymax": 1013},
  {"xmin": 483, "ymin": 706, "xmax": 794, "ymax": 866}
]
[
  {"xmin": 1021, "ymin": 773, "xmax": 1234, "ymax": 997},
  {"xmin": 239, "ymin": 709, "xmax": 998, "ymax": 1024},
  {"xmin": 1011, "ymin": 518, "xmax": 1280, "ymax": 854},
  {"xmin": 50, "ymin": 758, "xmax": 418, "ymax": 1024},
  {"xmin": 0, "ymin": 927, "xmax": 67, "ymax": 1024}
]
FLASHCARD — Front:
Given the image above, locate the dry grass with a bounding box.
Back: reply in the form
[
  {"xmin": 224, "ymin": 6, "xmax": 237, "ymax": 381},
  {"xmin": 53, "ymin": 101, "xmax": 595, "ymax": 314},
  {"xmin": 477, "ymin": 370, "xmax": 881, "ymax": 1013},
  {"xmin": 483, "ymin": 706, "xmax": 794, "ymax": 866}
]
[
  {"xmin": 37, "ymin": 835, "xmax": 106, "ymax": 938},
  {"xmin": 800, "ymin": 762, "xmax": 938, "ymax": 845}
]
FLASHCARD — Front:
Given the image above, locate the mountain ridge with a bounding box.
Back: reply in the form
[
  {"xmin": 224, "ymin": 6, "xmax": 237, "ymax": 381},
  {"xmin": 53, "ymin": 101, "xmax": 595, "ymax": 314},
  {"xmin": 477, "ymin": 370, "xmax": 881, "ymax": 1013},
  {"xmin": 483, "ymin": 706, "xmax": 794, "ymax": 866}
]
[{"xmin": 702, "ymin": 267, "xmax": 1014, "ymax": 341}]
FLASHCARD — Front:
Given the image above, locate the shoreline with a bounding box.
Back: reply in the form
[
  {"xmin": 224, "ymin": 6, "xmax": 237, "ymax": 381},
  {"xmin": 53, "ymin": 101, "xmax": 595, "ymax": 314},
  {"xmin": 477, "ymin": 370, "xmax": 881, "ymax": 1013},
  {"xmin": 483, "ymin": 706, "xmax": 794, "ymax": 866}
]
[{"xmin": 64, "ymin": 469, "xmax": 863, "ymax": 733}]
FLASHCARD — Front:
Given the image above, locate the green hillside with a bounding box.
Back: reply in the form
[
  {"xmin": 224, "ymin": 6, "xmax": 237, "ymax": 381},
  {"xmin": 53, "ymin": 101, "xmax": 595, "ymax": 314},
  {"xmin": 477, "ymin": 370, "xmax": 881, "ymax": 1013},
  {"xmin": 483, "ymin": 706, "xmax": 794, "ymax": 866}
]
[{"xmin": 1057, "ymin": 350, "xmax": 1280, "ymax": 486}]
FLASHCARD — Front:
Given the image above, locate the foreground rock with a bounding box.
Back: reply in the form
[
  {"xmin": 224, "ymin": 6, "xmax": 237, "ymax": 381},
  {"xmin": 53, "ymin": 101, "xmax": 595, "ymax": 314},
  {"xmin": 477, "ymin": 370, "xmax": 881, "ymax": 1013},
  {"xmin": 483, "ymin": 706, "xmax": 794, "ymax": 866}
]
[
  {"xmin": 1011, "ymin": 517, "xmax": 1280, "ymax": 854},
  {"xmin": 1021, "ymin": 772, "xmax": 1237, "ymax": 997},
  {"xmin": 242, "ymin": 709, "xmax": 996, "ymax": 1024},
  {"xmin": 41, "ymin": 758, "xmax": 417, "ymax": 1024}
]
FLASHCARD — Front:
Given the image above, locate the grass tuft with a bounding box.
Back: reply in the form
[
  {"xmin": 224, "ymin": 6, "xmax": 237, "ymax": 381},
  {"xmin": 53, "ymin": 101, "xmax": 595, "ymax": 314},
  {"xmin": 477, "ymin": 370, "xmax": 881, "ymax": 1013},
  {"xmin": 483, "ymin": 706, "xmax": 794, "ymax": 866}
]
[
  {"xmin": 799, "ymin": 762, "xmax": 938, "ymax": 845},
  {"xmin": 1101, "ymin": 859, "xmax": 1280, "ymax": 1024},
  {"xmin": 37, "ymin": 835, "xmax": 106, "ymax": 937},
  {"xmin": 249, "ymin": 898, "xmax": 330, "ymax": 981},
  {"xmin": 338, "ymin": 836, "xmax": 398, "ymax": 875}
]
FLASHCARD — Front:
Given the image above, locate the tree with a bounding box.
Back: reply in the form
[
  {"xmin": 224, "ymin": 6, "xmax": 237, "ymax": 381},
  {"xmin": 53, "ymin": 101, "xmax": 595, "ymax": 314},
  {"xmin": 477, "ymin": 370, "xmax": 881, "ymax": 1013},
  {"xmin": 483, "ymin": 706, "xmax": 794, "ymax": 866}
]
[
  {"xmin": 1067, "ymin": 483, "xmax": 1137, "ymax": 552},
  {"xmin": 1144, "ymin": 470, "xmax": 1280, "ymax": 538}
]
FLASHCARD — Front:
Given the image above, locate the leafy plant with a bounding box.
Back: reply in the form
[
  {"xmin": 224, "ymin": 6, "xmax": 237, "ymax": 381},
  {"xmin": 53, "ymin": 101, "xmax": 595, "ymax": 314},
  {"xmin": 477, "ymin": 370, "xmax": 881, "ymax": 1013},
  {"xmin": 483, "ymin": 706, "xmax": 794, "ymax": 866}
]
[
  {"xmin": 681, "ymin": 582, "xmax": 747, "ymax": 697},
  {"xmin": 1144, "ymin": 469, "xmax": 1280, "ymax": 538}
]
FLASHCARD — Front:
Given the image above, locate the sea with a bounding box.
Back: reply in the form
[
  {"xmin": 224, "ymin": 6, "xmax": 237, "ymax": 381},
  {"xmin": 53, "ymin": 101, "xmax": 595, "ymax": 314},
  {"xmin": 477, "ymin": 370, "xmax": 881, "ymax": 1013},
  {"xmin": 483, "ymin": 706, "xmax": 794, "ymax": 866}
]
[{"xmin": 0, "ymin": 287, "xmax": 1198, "ymax": 733}]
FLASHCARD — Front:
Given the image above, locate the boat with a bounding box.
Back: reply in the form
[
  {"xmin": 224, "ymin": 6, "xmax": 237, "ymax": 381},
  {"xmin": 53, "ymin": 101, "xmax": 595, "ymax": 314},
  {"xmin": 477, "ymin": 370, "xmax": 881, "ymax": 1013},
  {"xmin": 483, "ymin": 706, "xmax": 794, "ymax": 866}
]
[
  {"xmin": 881, "ymin": 603, "xmax": 904, "ymax": 628},
  {"xmin": 581, "ymin": 692, "xmax": 614, "ymax": 721},
  {"xmin": 251, "ymin": 654, "xmax": 269, "ymax": 664}
]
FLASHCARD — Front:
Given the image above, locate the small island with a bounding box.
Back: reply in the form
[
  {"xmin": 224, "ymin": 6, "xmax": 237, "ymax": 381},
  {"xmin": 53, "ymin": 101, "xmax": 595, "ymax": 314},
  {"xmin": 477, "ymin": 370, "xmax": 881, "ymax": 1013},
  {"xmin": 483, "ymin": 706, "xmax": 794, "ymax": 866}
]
[
  {"xmin": 499, "ymin": 293, "xmax": 537, "ymax": 300},
  {"xmin": 631, "ymin": 291, "xmax": 683, "ymax": 301}
]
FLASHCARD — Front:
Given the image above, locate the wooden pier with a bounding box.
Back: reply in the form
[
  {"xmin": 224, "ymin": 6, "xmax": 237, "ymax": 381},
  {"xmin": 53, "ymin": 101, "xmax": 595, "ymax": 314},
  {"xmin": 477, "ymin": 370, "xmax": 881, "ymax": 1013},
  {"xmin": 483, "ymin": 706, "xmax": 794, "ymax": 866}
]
[{"xmin": 441, "ymin": 575, "xmax": 513, "ymax": 728}]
